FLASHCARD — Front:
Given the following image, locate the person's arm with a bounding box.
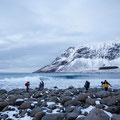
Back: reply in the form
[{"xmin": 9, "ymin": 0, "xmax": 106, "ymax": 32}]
[{"xmin": 107, "ymin": 82, "xmax": 112, "ymax": 87}]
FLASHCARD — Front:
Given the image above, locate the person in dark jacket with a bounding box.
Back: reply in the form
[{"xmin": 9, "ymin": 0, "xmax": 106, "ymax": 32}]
[
  {"xmin": 25, "ymin": 81, "xmax": 30, "ymax": 92},
  {"xmin": 41, "ymin": 81, "xmax": 44, "ymax": 89},
  {"xmin": 103, "ymin": 80, "xmax": 112, "ymax": 91},
  {"xmin": 84, "ymin": 81, "xmax": 90, "ymax": 90}
]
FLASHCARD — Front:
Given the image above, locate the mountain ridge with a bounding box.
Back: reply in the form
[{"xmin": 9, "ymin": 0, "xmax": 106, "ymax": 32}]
[{"xmin": 34, "ymin": 41, "xmax": 120, "ymax": 73}]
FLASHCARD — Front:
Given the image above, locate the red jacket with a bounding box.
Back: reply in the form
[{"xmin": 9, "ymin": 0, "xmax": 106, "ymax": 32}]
[{"xmin": 25, "ymin": 82, "xmax": 29, "ymax": 87}]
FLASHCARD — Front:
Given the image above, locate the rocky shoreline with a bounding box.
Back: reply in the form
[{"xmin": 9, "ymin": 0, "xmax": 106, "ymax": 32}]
[{"xmin": 0, "ymin": 87, "xmax": 120, "ymax": 120}]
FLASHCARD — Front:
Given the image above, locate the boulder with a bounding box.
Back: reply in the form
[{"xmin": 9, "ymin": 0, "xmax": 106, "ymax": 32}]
[
  {"xmin": 96, "ymin": 91, "xmax": 110, "ymax": 98},
  {"xmin": 84, "ymin": 108, "xmax": 110, "ymax": 120},
  {"xmin": 86, "ymin": 98, "xmax": 96, "ymax": 105},
  {"xmin": 41, "ymin": 113, "xmax": 64, "ymax": 120},
  {"xmin": 7, "ymin": 96, "xmax": 17, "ymax": 105},
  {"xmin": 19, "ymin": 101, "xmax": 32, "ymax": 109},
  {"xmin": 111, "ymin": 114, "xmax": 120, "ymax": 120},
  {"xmin": 60, "ymin": 96, "xmax": 72, "ymax": 104},
  {"xmin": 48, "ymin": 104, "xmax": 56, "ymax": 109},
  {"xmin": 0, "ymin": 102, "xmax": 8, "ymax": 111},
  {"xmin": 66, "ymin": 112, "xmax": 78, "ymax": 120},
  {"xmin": 95, "ymin": 104, "xmax": 105, "ymax": 109},
  {"xmin": 70, "ymin": 88, "xmax": 78, "ymax": 95},
  {"xmin": 50, "ymin": 96, "xmax": 59, "ymax": 103},
  {"xmin": 101, "ymin": 98, "xmax": 117, "ymax": 106},
  {"xmin": 30, "ymin": 107, "xmax": 43, "ymax": 117},
  {"xmin": 65, "ymin": 106, "xmax": 75, "ymax": 113},
  {"xmin": 64, "ymin": 99, "xmax": 81, "ymax": 107},
  {"xmin": 33, "ymin": 92, "xmax": 43, "ymax": 98},
  {"xmin": 34, "ymin": 112, "xmax": 46, "ymax": 120},
  {"xmin": 64, "ymin": 90, "xmax": 73, "ymax": 96},
  {"xmin": 14, "ymin": 99, "xmax": 24, "ymax": 106},
  {"xmin": 77, "ymin": 93, "xmax": 92, "ymax": 102},
  {"xmin": 106, "ymin": 106, "xmax": 120, "ymax": 114}
]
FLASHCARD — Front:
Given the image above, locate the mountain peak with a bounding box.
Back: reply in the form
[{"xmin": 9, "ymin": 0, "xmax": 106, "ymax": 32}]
[{"xmin": 34, "ymin": 41, "xmax": 120, "ymax": 73}]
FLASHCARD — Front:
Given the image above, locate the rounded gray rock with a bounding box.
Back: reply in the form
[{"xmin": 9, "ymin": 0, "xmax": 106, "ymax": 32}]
[{"xmin": 84, "ymin": 108, "xmax": 110, "ymax": 120}]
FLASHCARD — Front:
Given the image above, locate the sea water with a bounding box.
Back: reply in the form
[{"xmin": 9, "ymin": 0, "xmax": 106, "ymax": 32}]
[{"xmin": 0, "ymin": 72, "xmax": 120, "ymax": 91}]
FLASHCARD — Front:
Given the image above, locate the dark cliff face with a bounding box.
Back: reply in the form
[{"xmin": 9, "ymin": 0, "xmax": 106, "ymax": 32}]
[{"xmin": 34, "ymin": 42, "xmax": 120, "ymax": 73}]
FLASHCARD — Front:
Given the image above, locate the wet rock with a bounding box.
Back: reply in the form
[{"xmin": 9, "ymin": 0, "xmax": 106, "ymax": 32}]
[
  {"xmin": 7, "ymin": 96, "xmax": 17, "ymax": 105},
  {"xmin": 34, "ymin": 112, "xmax": 46, "ymax": 120},
  {"xmin": 0, "ymin": 102, "xmax": 8, "ymax": 111},
  {"xmin": 65, "ymin": 106, "xmax": 75, "ymax": 113},
  {"xmin": 70, "ymin": 88, "xmax": 78, "ymax": 95},
  {"xmin": 73, "ymin": 106, "xmax": 82, "ymax": 115},
  {"xmin": 64, "ymin": 99, "xmax": 81, "ymax": 107},
  {"xmin": 77, "ymin": 94, "xmax": 88, "ymax": 102},
  {"xmin": 106, "ymin": 106, "xmax": 120, "ymax": 114},
  {"xmin": 64, "ymin": 90, "xmax": 73, "ymax": 96},
  {"xmin": 95, "ymin": 104, "xmax": 105, "ymax": 109},
  {"xmin": 84, "ymin": 108, "xmax": 110, "ymax": 120},
  {"xmin": 50, "ymin": 96, "xmax": 59, "ymax": 103},
  {"xmin": 41, "ymin": 113, "xmax": 64, "ymax": 120},
  {"xmin": 111, "ymin": 114, "xmax": 120, "ymax": 120},
  {"xmin": 30, "ymin": 107, "xmax": 43, "ymax": 117},
  {"xmin": 19, "ymin": 101, "xmax": 32, "ymax": 109},
  {"xmin": 60, "ymin": 96, "xmax": 72, "ymax": 104},
  {"xmin": 96, "ymin": 91, "xmax": 110, "ymax": 98},
  {"xmin": 86, "ymin": 98, "xmax": 96, "ymax": 105},
  {"xmin": 48, "ymin": 104, "xmax": 56, "ymax": 109},
  {"xmin": 33, "ymin": 92, "xmax": 43, "ymax": 98},
  {"xmin": 66, "ymin": 112, "xmax": 78, "ymax": 120},
  {"xmin": 101, "ymin": 98, "xmax": 117, "ymax": 106}
]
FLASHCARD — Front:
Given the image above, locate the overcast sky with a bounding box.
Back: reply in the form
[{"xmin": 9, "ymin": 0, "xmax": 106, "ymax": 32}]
[{"xmin": 0, "ymin": 0, "xmax": 120, "ymax": 72}]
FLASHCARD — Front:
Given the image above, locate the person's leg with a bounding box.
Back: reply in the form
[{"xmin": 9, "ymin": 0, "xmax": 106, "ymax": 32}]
[
  {"xmin": 27, "ymin": 87, "xmax": 28, "ymax": 92},
  {"xmin": 105, "ymin": 87, "xmax": 108, "ymax": 91}
]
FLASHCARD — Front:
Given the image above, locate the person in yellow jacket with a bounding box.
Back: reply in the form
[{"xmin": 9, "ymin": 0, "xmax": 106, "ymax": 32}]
[{"xmin": 102, "ymin": 80, "xmax": 112, "ymax": 91}]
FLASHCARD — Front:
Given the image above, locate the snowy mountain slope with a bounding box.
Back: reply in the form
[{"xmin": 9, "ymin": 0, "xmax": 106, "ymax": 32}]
[{"xmin": 35, "ymin": 41, "xmax": 120, "ymax": 72}]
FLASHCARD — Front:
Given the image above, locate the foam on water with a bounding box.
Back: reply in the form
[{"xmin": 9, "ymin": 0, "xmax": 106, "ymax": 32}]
[{"xmin": 0, "ymin": 73, "xmax": 120, "ymax": 91}]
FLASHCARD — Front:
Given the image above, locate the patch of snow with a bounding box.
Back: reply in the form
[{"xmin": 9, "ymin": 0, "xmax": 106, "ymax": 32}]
[
  {"xmin": 0, "ymin": 106, "xmax": 33, "ymax": 120},
  {"xmin": 52, "ymin": 108, "xmax": 60, "ymax": 113},
  {"xmin": 77, "ymin": 115, "xmax": 85, "ymax": 118},
  {"xmin": 103, "ymin": 110, "xmax": 113, "ymax": 118},
  {"xmin": 95, "ymin": 101, "xmax": 100, "ymax": 105},
  {"xmin": 104, "ymin": 105, "xmax": 109, "ymax": 109},
  {"xmin": 15, "ymin": 99, "xmax": 24, "ymax": 102},
  {"xmin": 47, "ymin": 102, "xmax": 55, "ymax": 106},
  {"xmin": 41, "ymin": 99, "xmax": 45, "ymax": 102},
  {"xmin": 81, "ymin": 106, "xmax": 95, "ymax": 114}
]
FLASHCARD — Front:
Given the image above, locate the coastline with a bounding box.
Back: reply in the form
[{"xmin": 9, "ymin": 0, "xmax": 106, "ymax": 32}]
[{"xmin": 0, "ymin": 87, "xmax": 120, "ymax": 120}]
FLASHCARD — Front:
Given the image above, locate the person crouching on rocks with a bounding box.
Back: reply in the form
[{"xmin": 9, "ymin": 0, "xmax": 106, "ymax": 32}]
[
  {"xmin": 25, "ymin": 81, "xmax": 30, "ymax": 92},
  {"xmin": 84, "ymin": 80, "xmax": 90, "ymax": 90},
  {"xmin": 103, "ymin": 80, "xmax": 112, "ymax": 91}
]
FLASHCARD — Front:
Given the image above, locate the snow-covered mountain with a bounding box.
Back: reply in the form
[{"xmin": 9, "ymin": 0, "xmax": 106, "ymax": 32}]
[{"xmin": 35, "ymin": 41, "xmax": 120, "ymax": 73}]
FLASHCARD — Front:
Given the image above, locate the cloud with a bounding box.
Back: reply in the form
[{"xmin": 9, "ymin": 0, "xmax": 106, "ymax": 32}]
[{"xmin": 0, "ymin": 0, "xmax": 120, "ymax": 72}]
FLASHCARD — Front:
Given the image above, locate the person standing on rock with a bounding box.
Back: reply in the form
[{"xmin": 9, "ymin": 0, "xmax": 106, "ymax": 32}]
[
  {"xmin": 41, "ymin": 80, "xmax": 44, "ymax": 89},
  {"xmin": 25, "ymin": 81, "xmax": 30, "ymax": 92},
  {"xmin": 103, "ymin": 80, "xmax": 112, "ymax": 91},
  {"xmin": 84, "ymin": 80, "xmax": 90, "ymax": 90},
  {"xmin": 39, "ymin": 82, "xmax": 42, "ymax": 90}
]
